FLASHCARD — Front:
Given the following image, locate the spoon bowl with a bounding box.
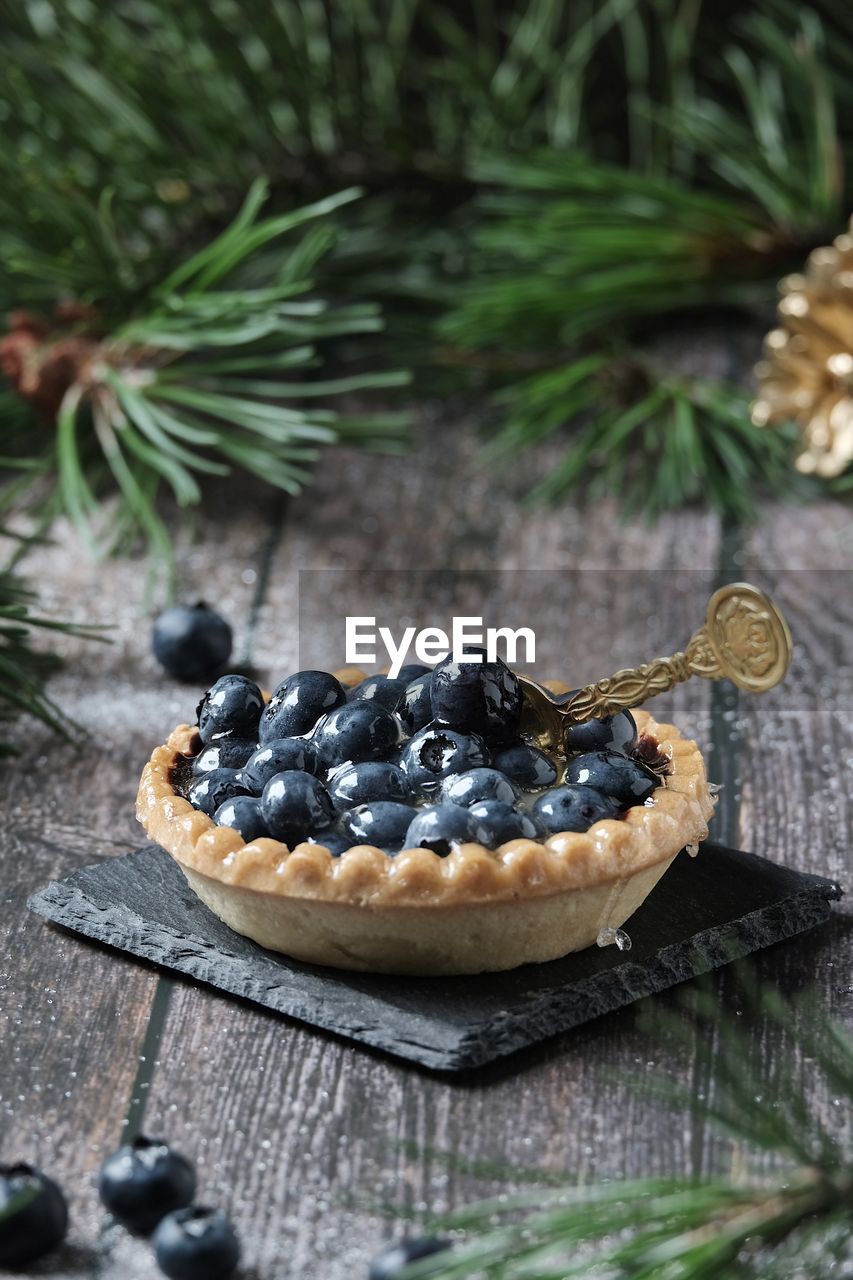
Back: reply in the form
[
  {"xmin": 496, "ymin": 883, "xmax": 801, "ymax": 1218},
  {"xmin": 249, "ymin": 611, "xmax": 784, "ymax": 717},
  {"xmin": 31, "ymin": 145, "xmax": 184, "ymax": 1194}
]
[{"xmin": 519, "ymin": 583, "xmax": 792, "ymax": 752}]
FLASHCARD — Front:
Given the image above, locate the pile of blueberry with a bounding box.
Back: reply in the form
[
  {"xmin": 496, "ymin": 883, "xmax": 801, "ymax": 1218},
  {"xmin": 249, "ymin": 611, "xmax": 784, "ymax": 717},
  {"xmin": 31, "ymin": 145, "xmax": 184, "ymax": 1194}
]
[
  {"xmin": 184, "ymin": 648, "xmax": 663, "ymax": 856},
  {"xmin": 0, "ymin": 1148, "xmax": 449, "ymax": 1278},
  {"xmin": 0, "ymin": 1139, "xmax": 239, "ymax": 1278}
]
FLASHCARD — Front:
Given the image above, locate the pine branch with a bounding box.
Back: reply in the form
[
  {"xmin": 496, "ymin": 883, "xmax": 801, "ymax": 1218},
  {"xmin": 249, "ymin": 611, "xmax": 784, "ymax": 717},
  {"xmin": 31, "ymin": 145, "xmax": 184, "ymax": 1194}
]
[
  {"xmin": 0, "ymin": 567, "xmax": 107, "ymax": 754},
  {"xmin": 387, "ymin": 979, "xmax": 853, "ymax": 1279},
  {"xmin": 484, "ymin": 353, "xmax": 807, "ymax": 518},
  {"xmin": 2, "ymin": 0, "xmax": 852, "ymax": 523},
  {"xmin": 1, "ymin": 181, "xmax": 409, "ymax": 585},
  {"xmin": 433, "ymin": 8, "xmax": 850, "ymax": 516}
]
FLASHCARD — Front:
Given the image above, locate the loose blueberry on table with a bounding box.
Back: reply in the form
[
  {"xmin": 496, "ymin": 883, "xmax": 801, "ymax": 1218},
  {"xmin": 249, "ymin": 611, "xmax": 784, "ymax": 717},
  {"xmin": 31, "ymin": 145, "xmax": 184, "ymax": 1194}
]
[
  {"xmin": 152, "ymin": 1205, "xmax": 240, "ymax": 1280},
  {"xmin": 98, "ymin": 1135, "xmax": 196, "ymax": 1235},
  {"xmin": 368, "ymin": 1235, "xmax": 452, "ymax": 1279},
  {"xmin": 0, "ymin": 1162, "xmax": 68, "ymax": 1267},
  {"xmin": 153, "ymin": 602, "xmax": 233, "ymax": 683},
  {"xmin": 178, "ymin": 654, "xmax": 669, "ymax": 857}
]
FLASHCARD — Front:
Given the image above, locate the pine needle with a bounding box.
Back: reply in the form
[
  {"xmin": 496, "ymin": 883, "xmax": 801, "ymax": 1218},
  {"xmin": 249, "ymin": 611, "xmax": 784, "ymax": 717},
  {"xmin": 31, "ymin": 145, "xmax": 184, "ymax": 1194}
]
[
  {"xmin": 1, "ymin": 180, "xmax": 410, "ymax": 577},
  {"xmin": 382, "ymin": 979, "xmax": 853, "ymax": 1280},
  {"xmin": 0, "ymin": 568, "xmax": 107, "ymax": 754}
]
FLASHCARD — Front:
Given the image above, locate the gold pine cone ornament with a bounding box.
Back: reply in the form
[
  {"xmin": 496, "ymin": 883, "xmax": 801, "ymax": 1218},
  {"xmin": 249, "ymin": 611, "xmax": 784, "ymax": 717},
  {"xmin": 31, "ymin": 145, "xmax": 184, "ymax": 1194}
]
[{"xmin": 753, "ymin": 218, "xmax": 853, "ymax": 478}]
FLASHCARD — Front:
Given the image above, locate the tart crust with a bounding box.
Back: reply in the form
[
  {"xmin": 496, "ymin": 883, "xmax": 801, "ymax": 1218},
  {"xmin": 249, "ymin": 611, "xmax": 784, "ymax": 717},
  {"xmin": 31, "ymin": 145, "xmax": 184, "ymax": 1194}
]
[{"xmin": 137, "ymin": 675, "xmax": 715, "ymax": 975}]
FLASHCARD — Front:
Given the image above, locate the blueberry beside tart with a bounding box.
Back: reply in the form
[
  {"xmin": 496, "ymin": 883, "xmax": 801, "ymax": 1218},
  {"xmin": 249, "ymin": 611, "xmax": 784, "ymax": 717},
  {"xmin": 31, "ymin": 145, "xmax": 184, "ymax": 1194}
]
[{"xmin": 137, "ymin": 655, "xmax": 715, "ymax": 975}]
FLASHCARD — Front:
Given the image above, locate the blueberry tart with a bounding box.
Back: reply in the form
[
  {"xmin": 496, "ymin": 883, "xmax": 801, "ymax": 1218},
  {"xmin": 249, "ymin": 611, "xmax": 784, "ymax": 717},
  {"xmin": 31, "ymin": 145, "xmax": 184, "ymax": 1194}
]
[{"xmin": 137, "ymin": 661, "xmax": 715, "ymax": 975}]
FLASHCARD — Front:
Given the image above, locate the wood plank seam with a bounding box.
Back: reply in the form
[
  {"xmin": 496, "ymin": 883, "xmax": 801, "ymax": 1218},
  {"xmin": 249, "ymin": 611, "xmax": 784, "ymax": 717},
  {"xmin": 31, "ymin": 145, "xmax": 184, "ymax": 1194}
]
[
  {"xmin": 92, "ymin": 496, "xmax": 288, "ymax": 1273},
  {"xmin": 689, "ymin": 518, "xmax": 744, "ymax": 1180}
]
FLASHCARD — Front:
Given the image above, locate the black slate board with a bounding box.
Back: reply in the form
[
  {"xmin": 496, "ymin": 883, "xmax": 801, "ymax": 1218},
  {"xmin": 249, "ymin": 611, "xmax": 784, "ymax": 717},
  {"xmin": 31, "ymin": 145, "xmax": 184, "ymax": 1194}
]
[{"xmin": 28, "ymin": 844, "xmax": 841, "ymax": 1071}]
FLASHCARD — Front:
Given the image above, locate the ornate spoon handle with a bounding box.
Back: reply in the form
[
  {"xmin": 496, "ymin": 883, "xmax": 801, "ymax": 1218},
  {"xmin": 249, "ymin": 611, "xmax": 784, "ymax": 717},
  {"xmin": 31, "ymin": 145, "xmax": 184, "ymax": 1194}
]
[{"xmin": 519, "ymin": 584, "xmax": 792, "ymax": 746}]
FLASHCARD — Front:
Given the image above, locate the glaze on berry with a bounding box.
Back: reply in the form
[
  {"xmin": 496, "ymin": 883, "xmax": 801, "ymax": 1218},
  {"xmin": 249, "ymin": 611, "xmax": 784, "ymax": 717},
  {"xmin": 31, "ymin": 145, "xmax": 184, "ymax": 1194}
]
[{"xmin": 181, "ymin": 663, "xmax": 665, "ymax": 857}]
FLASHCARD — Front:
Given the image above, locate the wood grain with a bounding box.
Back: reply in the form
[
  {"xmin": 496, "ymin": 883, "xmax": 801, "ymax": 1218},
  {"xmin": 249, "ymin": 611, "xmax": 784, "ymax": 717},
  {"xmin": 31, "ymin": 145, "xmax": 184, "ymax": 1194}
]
[
  {"xmin": 0, "ymin": 482, "xmax": 276, "ymax": 1257},
  {"xmin": 1, "ymin": 414, "xmax": 849, "ymax": 1278},
  {"xmin": 130, "ymin": 417, "xmax": 724, "ymax": 1279}
]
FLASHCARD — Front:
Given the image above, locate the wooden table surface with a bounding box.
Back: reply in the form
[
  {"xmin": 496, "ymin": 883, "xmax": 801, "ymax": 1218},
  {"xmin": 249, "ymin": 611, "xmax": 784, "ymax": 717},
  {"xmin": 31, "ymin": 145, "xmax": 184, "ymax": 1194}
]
[{"xmin": 1, "ymin": 408, "xmax": 851, "ymax": 1279}]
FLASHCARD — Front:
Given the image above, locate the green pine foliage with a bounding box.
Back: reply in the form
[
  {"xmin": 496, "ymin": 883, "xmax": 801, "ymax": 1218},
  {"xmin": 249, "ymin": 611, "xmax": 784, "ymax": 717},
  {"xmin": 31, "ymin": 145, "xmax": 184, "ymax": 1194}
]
[
  {"xmin": 1, "ymin": 0, "xmax": 852, "ymax": 576},
  {"xmin": 436, "ymin": 8, "xmax": 850, "ymax": 513},
  {"xmin": 0, "ymin": 568, "xmax": 106, "ymax": 754},
  {"xmin": 0, "ymin": 0, "xmax": 848, "ymax": 723},
  {"xmin": 390, "ymin": 979, "xmax": 853, "ymax": 1279},
  {"xmin": 1, "ymin": 180, "xmax": 409, "ymax": 579},
  {"xmin": 50, "ymin": 182, "xmax": 409, "ymax": 569}
]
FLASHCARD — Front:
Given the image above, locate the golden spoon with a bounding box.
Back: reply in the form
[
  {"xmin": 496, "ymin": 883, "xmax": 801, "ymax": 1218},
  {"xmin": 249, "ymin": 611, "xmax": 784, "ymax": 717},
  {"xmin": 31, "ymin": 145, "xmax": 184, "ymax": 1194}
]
[{"xmin": 518, "ymin": 582, "xmax": 793, "ymax": 751}]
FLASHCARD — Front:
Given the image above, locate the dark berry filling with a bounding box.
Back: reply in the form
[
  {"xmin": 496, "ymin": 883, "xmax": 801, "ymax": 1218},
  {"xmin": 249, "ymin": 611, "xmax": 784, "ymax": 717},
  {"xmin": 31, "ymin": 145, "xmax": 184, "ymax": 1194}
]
[
  {"xmin": 175, "ymin": 660, "xmax": 667, "ymax": 856},
  {"xmin": 398, "ymin": 673, "xmax": 434, "ymax": 734},
  {"xmin": 186, "ymin": 769, "xmax": 248, "ymax": 817},
  {"xmin": 258, "ymin": 670, "xmax": 346, "ymax": 742},
  {"xmin": 563, "ymin": 705, "xmax": 638, "ymax": 756},
  {"xmin": 348, "ymin": 674, "xmax": 410, "ymax": 711},
  {"xmin": 404, "ymin": 803, "xmax": 480, "ymax": 856},
  {"xmin": 196, "ymin": 674, "xmax": 263, "ymax": 743},
  {"xmin": 342, "ymin": 800, "xmax": 419, "ymax": 850},
  {"xmin": 430, "ymin": 644, "xmax": 523, "ymax": 742},
  {"xmin": 441, "ymin": 767, "xmax": 520, "ymax": 807},
  {"xmin": 327, "ymin": 760, "xmax": 409, "ymax": 811},
  {"xmin": 192, "ymin": 737, "xmax": 256, "ymax": 776},
  {"xmin": 400, "ymin": 726, "xmax": 489, "ymax": 793}
]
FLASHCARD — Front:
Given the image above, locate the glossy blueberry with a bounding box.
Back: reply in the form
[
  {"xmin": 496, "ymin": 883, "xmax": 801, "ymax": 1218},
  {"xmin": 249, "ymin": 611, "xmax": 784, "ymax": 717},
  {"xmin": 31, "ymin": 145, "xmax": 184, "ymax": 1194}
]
[
  {"xmin": 98, "ymin": 1136, "xmax": 196, "ymax": 1236},
  {"xmin": 187, "ymin": 769, "xmax": 247, "ymax": 817},
  {"xmin": 192, "ymin": 737, "xmax": 256, "ymax": 776},
  {"xmin": 491, "ymin": 743, "xmax": 557, "ymax": 790},
  {"xmin": 369, "ymin": 1236, "xmax": 452, "ymax": 1280},
  {"xmin": 341, "ymin": 801, "xmax": 418, "ymax": 851},
  {"xmin": 564, "ymin": 709, "xmax": 638, "ymax": 756},
  {"xmin": 196, "ymin": 674, "xmax": 264, "ymax": 743},
  {"xmin": 312, "ymin": 701, "xmax": 402, "ymax": 769},
  {"xmin": 349, "ymin": 675, "xmax": 409, "ymax": 712},
  {"xmin": 403, "ymin": 804, "xmax": 480, "ymax": 856},
  {"xmin": 152, "ymin": 603, "xmax": 232, "ymax": 683},
  {"xmin": 258, "ymin": 670, "xmax": 346, "ymax": 743},
  {"xmin": 397, "ymin": 663, "xmax": 431, "ymax": 683},
  {"xmin": 304, "ymin": 831, "xmax": 350, "ymax": 856},
  {"xmin": 214, "ymin": 796, "xmax": 269, "ymax": 842},
  {"xmin": 398, "ymin": 673, "xmax": 434, "ymax": 734},
  {"xmin": 430, "ymin": 645, "xmax": 522, "ymax": 742},
  {"xmin": 0, "ymin": 1163, "xmax": 68, "ymax": 1267},
  {"xmin": 470, "ymin": 799, "xmax": 542, "ymax": 846},
  {"xmin": 261, "ymin": 770, "xmax": 335, "ymax": 845},
  {"xmin": 564, "ymin": 750, "xmax": 658, "ymax": 805},
  {"xmin": 441, "ymin": 767, "xmax": 519, "ymax": 808},
  {"xmin": 400, "ymin": 727, "xmax": 489, "ymax": 794},
  {"xmin": 240, "ymin": 738, "xmax": 319, "ymax": 792},
  {"xmin": 532, "ymin": 784, "xmax": 622, "ymax": 834},
  {"xmin": 153, "ymin": 1206, "xmax": 240, "ymax": 1280},
  {"xmin": 327, "ymin": 761, "xmax": 409, "ymax": 811}
]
